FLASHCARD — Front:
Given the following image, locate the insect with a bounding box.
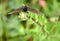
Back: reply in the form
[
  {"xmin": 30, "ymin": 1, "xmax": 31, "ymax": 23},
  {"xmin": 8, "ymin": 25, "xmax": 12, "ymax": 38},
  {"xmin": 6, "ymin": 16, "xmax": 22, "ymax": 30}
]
[{"xmin": 7, "ymin": 6, "xmax": 43, "ymax": 16}]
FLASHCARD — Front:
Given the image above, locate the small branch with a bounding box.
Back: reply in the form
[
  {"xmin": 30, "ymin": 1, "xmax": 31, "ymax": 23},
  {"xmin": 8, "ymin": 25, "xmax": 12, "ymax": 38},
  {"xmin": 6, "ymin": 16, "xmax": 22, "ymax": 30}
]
[{"xmin": 29, "ymin": 17, "xmax": 50, "ymax": 38}]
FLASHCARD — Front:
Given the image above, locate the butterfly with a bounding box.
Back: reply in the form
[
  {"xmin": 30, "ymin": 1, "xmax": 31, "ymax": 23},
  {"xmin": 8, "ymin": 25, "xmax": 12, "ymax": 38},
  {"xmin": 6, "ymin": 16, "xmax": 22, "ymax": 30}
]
[{"xmin": 7, "ymin": 6, "xmax": 43, "ymax": 16}]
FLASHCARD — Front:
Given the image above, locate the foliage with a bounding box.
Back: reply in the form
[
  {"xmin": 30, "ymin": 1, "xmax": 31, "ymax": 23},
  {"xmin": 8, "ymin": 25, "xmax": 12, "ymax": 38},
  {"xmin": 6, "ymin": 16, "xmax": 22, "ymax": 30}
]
[{"xmin": 0, "ymin": 0, "xmax": 60, "ymax": 41}]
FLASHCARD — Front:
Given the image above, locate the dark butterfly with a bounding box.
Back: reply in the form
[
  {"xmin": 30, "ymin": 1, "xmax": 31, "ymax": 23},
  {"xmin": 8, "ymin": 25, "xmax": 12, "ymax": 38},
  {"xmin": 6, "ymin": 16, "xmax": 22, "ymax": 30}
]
[{"xmin": 7, "ymin": 6, "xmax": 43, "ymax": 16}]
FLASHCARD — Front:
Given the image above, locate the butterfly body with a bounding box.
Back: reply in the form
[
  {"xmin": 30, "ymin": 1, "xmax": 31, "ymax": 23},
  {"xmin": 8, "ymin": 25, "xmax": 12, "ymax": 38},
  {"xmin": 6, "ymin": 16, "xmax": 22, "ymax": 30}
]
[{"xmin": 22, "ymin": 6, "xmax": 28, "ymax": 12}]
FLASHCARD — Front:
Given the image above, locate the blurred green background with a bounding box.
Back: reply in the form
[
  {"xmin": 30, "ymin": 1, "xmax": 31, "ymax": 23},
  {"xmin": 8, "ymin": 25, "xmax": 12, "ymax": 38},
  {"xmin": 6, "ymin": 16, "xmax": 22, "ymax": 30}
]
[{"xmin": 0, "ymin": 0, "xmax": 60, "ymax": 41}]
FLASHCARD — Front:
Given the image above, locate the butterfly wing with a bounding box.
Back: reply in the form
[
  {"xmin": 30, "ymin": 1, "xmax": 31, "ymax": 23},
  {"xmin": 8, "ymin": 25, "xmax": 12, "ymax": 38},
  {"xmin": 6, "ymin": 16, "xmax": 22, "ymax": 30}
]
[
  {"xmin": 27, "ymin": 6, "xmax": 43, "ymax": 16},
  {"xmin": 8, "ymin": 6, "xmax": 25, "ymax": 14}
]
